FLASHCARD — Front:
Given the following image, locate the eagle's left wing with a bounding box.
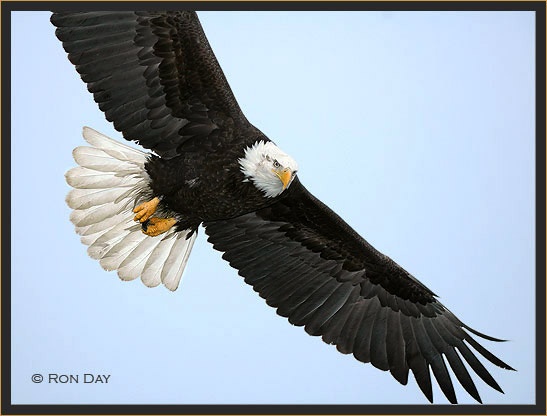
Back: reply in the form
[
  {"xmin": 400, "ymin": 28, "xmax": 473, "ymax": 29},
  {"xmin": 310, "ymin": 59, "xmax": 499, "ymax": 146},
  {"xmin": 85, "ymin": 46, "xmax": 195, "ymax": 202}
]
[
  {"xmin": 51, "ymin": 11, "xmax": 252, "ymax": 158},
  {"xmin": 203, "ymin": 179, "xmax": 513, "ymax": 404}
]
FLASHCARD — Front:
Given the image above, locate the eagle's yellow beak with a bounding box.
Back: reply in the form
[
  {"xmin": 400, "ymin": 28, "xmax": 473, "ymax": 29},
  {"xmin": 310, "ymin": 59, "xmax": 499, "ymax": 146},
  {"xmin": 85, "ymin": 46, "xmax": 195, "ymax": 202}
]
[{"xmin": 273, "ymin": 168, "xmax": 292, "ymax": 190}]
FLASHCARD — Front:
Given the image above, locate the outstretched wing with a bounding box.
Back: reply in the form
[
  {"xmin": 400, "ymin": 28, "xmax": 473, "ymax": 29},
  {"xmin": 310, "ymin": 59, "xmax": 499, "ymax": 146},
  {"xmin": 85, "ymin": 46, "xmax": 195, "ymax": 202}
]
[
  {"xmin": 203, "ymin": 179, "xmax": 514, "ymax": 404},
  {"xmin": 51, "ymin": 11, "xmax": 249, "ymax": 158}
]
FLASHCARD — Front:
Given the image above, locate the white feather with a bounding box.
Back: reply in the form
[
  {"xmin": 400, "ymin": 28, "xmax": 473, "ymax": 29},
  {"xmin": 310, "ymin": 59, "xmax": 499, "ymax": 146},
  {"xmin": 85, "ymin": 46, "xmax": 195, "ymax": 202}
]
[
  {"xmin": 161, "ymin": 231, "xmax": 197, "ymax": 291},
  {"xmin": 88, "ymin": 216, "xmax": 135, "ymax": 260},
  {"xmin": 82, "ymin": 126, "xmax": 146, "ymax": 165},
  {"xmin": 66, "ymin": 187, "xmax": 130, "ymax": 210},
  {"xmin": 66, "ymin": 127, "xmax": 196, "ymax": 291},
  {"xmin": 140, "ymin": 233, "xmax": 178, "ymax": 288},
  {"xmin": 117, "ymin": 236, "xmax": 164, "ymax": 281},
  {"xmin": 76, "ymin": 211, "xmax": 128, "ymax": 237},
  {"xmin": 72, "ymin": 146, "xmax": 137, "ymax": 173},
  {"xmin": 65, "ymin": 167, "xmax": 140, "ymax": 189},
  {"xmin": 80, "ymin": 232, "xmax": 103, "ymax": 247},
  {"xmin": 79, "ymin": 219, "xmax": 126, "ymax": 247},
  {"xmin": 69, "ymin": 201, "xmax": 130, "ymax": 227},
  {"xmin": 100, "ymin": 228, "xmax": 149, "ymax": 275}
]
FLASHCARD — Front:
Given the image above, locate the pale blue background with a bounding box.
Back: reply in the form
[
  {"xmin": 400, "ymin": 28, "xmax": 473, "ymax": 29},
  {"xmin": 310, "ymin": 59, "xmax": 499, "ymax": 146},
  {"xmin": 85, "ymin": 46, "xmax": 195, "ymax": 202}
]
[{"xmin": 11, "ymin": 11, "xmax": 535, "ymax": 405}]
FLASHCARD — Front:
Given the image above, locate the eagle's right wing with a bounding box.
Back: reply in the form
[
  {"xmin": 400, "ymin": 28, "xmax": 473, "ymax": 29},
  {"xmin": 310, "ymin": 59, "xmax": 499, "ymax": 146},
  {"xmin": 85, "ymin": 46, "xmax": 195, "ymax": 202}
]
[
  {"xmin": 204, "ymin": 179, "xmax": 514, "ymax": 404},
  {"xmin": 51, "ymin": 11, "xmax": 250, "ymax": 158}
]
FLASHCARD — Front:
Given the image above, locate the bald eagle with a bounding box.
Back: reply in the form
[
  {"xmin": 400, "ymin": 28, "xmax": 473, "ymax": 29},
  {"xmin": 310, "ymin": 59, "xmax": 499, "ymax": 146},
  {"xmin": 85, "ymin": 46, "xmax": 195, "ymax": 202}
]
[{"xmin": 51, "ymin": 11, "xmax": 513, "ymax": 403}]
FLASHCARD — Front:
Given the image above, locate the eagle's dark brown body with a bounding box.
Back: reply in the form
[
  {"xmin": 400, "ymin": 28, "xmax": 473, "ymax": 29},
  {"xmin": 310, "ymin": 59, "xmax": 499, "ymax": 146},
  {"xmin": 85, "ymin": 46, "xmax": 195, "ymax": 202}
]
[
  {"xmin": 145, "ymin": 127, "xmax": 275, "ymax": 232},
  {"xmin": 52, "ymin": 10, "xmax": 513, "ymax": 404}
]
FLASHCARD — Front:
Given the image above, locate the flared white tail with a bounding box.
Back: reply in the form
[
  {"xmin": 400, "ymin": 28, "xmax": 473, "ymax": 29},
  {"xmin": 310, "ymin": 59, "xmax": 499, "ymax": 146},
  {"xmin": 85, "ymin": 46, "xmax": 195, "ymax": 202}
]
[{"xmin": 65, "ymin": 127, "xmax": 196, "ymax": 291}]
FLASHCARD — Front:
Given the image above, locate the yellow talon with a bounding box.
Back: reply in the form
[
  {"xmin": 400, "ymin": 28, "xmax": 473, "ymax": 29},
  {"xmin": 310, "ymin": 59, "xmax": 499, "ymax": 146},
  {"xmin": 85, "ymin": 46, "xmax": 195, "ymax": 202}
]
[
  {"xmin": 133, "ymin": 197, "xmax": 160, "ymax": 223},
  {"xmin": 142, "ymin": 217, "xmax": 177, "ymax": 237}
]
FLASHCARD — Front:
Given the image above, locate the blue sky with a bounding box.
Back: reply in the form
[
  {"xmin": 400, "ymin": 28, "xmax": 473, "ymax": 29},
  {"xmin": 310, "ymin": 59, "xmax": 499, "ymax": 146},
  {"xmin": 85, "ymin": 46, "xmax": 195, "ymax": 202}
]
[{"xmin": 11, "ymin": 11, "xmax": 535, "ymax": 405}]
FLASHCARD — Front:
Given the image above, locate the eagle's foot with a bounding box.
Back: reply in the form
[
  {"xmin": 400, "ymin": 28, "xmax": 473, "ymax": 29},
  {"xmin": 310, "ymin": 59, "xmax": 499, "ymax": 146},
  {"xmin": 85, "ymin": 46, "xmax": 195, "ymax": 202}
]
[
  {"xmin": 133, "ymin": 197, "xmax": 160, "ymax": 223},
  {"xmin": 141, "ymin": 217, "xmax": 177, "ymax": 237}
]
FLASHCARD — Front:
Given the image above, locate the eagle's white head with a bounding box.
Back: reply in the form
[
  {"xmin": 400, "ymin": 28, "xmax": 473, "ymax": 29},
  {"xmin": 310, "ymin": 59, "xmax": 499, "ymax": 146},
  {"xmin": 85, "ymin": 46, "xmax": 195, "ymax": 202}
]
[{"xmin": 239, "ymin": 140, "xmax": 298, "ymax": 198}]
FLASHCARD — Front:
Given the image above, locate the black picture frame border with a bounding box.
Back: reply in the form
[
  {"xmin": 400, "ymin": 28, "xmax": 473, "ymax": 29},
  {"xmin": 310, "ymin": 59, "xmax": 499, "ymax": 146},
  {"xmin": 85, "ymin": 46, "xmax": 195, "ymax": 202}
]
[{"xmin": 1, "ymin": 1, "xmax": 545, "ymax": 415}]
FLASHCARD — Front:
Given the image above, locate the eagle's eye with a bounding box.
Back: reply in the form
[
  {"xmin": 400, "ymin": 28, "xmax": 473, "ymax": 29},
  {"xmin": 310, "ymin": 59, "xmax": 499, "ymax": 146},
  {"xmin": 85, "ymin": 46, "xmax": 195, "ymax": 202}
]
[{"xmin": 273, "ymin": 160, "xmax": 280, "ymax": 168}]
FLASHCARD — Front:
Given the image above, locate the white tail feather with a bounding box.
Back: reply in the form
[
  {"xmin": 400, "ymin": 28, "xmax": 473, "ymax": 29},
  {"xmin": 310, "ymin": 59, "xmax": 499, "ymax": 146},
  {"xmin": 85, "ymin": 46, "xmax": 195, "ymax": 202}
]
[
  {"xmin": 66, "ymin": 127, "xmax": 196, "ymax": 291},
  {"xmin": 66, "ymin": 167, "xmax": 139, "ymax": 189}
]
